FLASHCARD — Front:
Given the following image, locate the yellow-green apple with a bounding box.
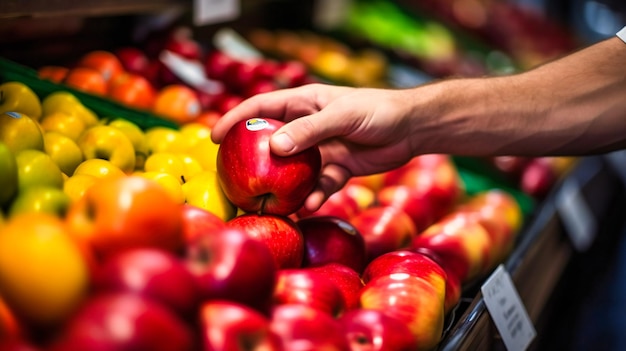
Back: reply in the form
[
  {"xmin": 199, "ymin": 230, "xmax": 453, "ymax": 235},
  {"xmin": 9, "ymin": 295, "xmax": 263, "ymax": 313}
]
[
  {"xmin": 359, "ymin": 273, "xmax": 445, "ymax": 350},
  {"xmin": 180, "ymin": 204, "xmax": 226, "ymax": 243},
  {"xmin": 296, "ymin": 187, "xmax": 360, "ymax": 221},
  {"xmin": 361, "ymin": 250, "xmax": 459, "ymax": 314},
  {"xmin": 0, "ymin": 82, "xmax": 42, "ymax": 121},
  {"xmin": 306, "ymin": 263, "xmax": 364, "ymax": 311},
  {"xmin": 8, "ymin": 186, "xmax": 71, "ymax": 218},
  {"xmin": 0, "ymin": 213, "xmax": 91, "ymax": 327},
  {"xmin": 65, "ymin": 176, "xmax": 185, "ymax": 260},
  {"xmin": 216, "ymin": 118, "xmax": 322, "ymax": 216},
  {"xmin": 15, "ymin": 149, "xmax": 64, "ymax": 192},
  {"xmin": 338, "ymin": 308, "xmax": 418, "ymax": 351},
  {"xmin": 107, "ymin": 118, "xmax": 149, "ymax": 170},
  {"xmin": 39, "ymin": 112, "xmax": 87, "ymax": 142},
  {"xmin": 136, "ymin": 171, "xmax": 185, "ymax": 204},
  {"xmin": 227, "ymin": 213, "xmax": 304, "ymax": 269},
  {"xmin": 199, "ymin": 300, "xmax": 283, "ymax": 351},
  {"xmin": 296, "ymin": 216, "xmax": 367, "ymax": 273},
  {"xmin": 41, "ymin": 91, "xmax": 99, "ymax": 127},
  {"xmin": 77, "ymin": 125, "xmax": 136, "ymax": 173},
  {"xmin": 93, "ymin": 248, "xmax": 200, "ymax": 318},
  {"xmin": 0, "ymin": 142, "xmax": 18, "ymax": 207},
  {"xmin": 273, "ymin": 268, "xmax": 347, "ymax": 317},
  {"xmin": 0, "ymin": 112, "xmax": 44, "ymax": 153},
  {"xmin": 72, "ymin": 158, "xmax": 125, "ymax": 179},
  {"xmin": 270, "ymin": 304, "xmax": 350, "ymax": 351},
  {"xmin": 411, "ymin": 211, "xmax": 493, "ymax": 284},
  {"xmin": 186, "ymin": 227, "xmax": 277, "ymax": 312},
  {"xmin": 145, "ymin": 127, "xmax": 188, "ymax": 154},
  {"xmin": 376, "ymin": 185, "xmax": 435, "ymax": 232},
  {"xmin": 182, "ymin": 170, "xmax": 237, "ymax": 221},
  {"xmin": 43, "ymin": 131, "xmax": 84, "ymax": 176},
  {"xmin": 351, "ymin": 205, "xmax": 418, "ymax": 264},
  {"xmin": 63, "ymin": 174, "xmax": 98, "ymax": 202},
  {"xmin": 383, "ymin": 154, "xmax": 463, "ymax": 220},
  {"xmin": 48, "ymin": 293, "xmax": 195, "ymax": 351}
]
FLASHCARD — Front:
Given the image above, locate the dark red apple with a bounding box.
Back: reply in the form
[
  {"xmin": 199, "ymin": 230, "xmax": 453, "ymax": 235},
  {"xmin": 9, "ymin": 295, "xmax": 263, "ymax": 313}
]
[
  {"xmin": 217, "ymin": 118, "xmax": 322, "ymax": 216},
  {"xmin": 204, "ymin": 50, "xmax": 238, "ymax": 81},
  {"xmin": 297, "ymin": 216, "xmax": 366, "ymax": 273},
  {"xmin": 164, "ymin": 37, "xmax": 203, "ymax": 61},
  {"xmin": 243, "ymin": 79, "xmax": 279, "ymax": 98},
  {"xmin": 519, "ymin": 157, "xmax": 557, "ymax": 198},
  {"xmin": 199, "ymin": 300, "xmax": 282, "ymax": 351},
  {"xmin": 227, "ymin": 213, "xmax": 304, "ymax": 269},
  {"xmin": 115, "ymin": 47, "xmax": 149, "ymax": 76},
  {"xmin": 339, "ymin": 308, "xmax": 418, "ymax": 351},
  {"xmin": 93, "ymin": 248, "xmax": 200, "ymax": 318},
  {"xmin": 186, "ymin": 227, "xmax": 277, "ymax": 312},
  {"xmin": 307, "ymin": 263, "xmax": 364, "ymax": 311}
]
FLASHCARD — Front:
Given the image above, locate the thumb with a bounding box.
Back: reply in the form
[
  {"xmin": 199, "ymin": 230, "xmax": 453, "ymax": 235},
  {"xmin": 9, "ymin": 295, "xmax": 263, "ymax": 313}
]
[{"xmin": 269, "ymin": 111, "xmax": 339, "ymax": 156}]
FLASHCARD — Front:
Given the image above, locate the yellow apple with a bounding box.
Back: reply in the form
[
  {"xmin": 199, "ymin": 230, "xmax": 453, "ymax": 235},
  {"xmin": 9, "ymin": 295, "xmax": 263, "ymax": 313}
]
[
  {"xmin": 107, "ymin": 118, "xmax": 149, "ymax": 170},
  {"xmin": 179, "ymin": 122, "xmax": 212, "ymax": 150},
  {"xmin": 145, "ymin": 126, "xmax": 187, "ymax": 154},
  {"xmin": 72, "ymin": 158, "xmax": 125, "ymax": 179},
  {"xmin": 0, "ymin": 142, "xmax": 18, "ymax": 207},
  {"xmin": 77, "ymin": 125, "xmax": 136, "ymax": 173},
  {"xmin": 0, "ymin": 81, "xmax": 42, "ymax": 121},
  {"xmin": 136, "ymin": 171, "xmax": 185, "ymax": 204},
  {"xmin": 8, "ymin": 185, "xmax": 71, "ymax": 218},
  {"xmin": 44, "ymin": 131, "xmax": 84, "ymax": 176},
  {"xmin": 143, "ymin": 152, "xmax": 202, "ymax": 184},
  {"xmin": 0, "ymin": 112, "xmax": 44, "ymax": 153},
  {"xmin": 182, "ymin": 170, "xmax": 237, "ymax": 221},
  {"xmin": 187, "ymin": 138, "xmax": 220, "ymax": 172},
  {"xmin": 39, "ymin": 111, "xmax": 87, "ymax": 142},
  {"xmin": 42, "ymin": 91, "xmax": 99, "ymax": 127},
  {"xmin": 15, "ymin": 149, "xmax": 64, "ymax": 192},
  {"xmin": 63, "ymin": 173, "xmax": 98, "ymax": 202}
]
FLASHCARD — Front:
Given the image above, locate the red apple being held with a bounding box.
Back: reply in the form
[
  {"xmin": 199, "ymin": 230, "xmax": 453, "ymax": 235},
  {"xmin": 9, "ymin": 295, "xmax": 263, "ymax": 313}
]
[
  {"xmin": 273, "ymin": 268, "xmax": 346, "ymax": 317},
  {"xmin": 297, "ymin": 216, "xmax": 366, "ymax": 274},
  {"xmin": 199, "ymin": 300, "xmax": 282, "ymax": 351},
  {"xmin": 307, "ymin": 263, "xmax": 364, "ymax": 311},
  {"xmin": 339, "ymin": 308, "xmax": 418, "ymax": 351},
  {"xmin": 227, "ymin": 213, "xmax": 304, "ymax": 269},
  {"xmin": 186, "ymin": 226, "xmax": 277, "ymax": 312},
  {"xmin": 217, "ymin": 118, "xmax": 322, "ymax": 216}
]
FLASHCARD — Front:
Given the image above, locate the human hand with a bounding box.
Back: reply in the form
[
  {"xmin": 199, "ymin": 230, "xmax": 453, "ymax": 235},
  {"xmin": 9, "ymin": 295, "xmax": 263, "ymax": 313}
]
[{"xmin": 211, "ymin": 83, "xmax": 418, "ymax": 212}]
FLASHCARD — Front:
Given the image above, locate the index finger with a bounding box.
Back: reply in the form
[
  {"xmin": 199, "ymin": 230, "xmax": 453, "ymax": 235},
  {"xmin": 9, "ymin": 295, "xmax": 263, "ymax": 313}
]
[{"xmin": 210, "ymin": 86, "xmax": 321, "ymax": 143}]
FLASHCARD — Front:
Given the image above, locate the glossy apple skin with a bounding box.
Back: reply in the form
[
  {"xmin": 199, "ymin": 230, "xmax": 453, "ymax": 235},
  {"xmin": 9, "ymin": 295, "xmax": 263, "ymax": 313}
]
[
  {"xmin": 270, "ymin": 304, "xmax": 350, "ymax": 351},
  {"xmin": 296, "ymin": 188, "xmax": 360, "ymax": 221},
  {"xmin": 351, "ymin": 206, "xmax": 418, "ymax": 264},
  {"xmin": 227, "ymin": 214, "xmax": 304, "ymax": 269},
  {"xmin": 65, "ymin": 176, "xmax": 185, "ymax": 260},
  {"xmin": 273, "ymin": 268, "xmax": 346, "ymax": 317},
  {"xmin": 48, "ymin": 293, "xmax": 195, "ymax": 351},
  {"xmin": 360, "ymin": 273, "xmax": 445, "ymax": 351},
  {"xmin": 307, "ymin": 263, "xmax": 364, "ymax": 311},
  {"xmin": 339, "ymin": 309, "xmax": 418, "ymax": 351},
  {"xmin": 297, "ymin": 216, "xmax": 367, "ymax": 274},
  {"xmin": 199, "ymin": 300, "xmax": 283, "ymax": 351},
  {"xmin": 186, "ymin": 227, "xmax": 277, "ymax": 313},
  {"xmin": 376, "ymin": 185, "xmax": 434, "ymax": 232},
  {"xmin": 217, "ymin": 118, "xmax": 322, "ymax": 216},
  {"xmin": 180, "ymin": 204, "xmax": 227, "ymax": 243},
  {"xmin": 93, "ymin": 248, "xmax": 200, "ymax": 318}
]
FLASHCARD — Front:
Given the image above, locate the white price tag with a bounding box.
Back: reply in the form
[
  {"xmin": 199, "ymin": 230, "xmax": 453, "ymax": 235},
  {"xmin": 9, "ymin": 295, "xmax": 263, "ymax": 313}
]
[
  {"xmin": 194, "ymin": 0, "xmax": 240, "ymax": 26},
  {"xmin": 481, "ymin": 265, "xmax": 536, "ymax": 351},
  {"xmin": 556, "ymin": 177, "xmax": 597, "ymax": 252},
  {"xmin": 213, "ymin": 27, "xmax": 263, "ymax": 61}
]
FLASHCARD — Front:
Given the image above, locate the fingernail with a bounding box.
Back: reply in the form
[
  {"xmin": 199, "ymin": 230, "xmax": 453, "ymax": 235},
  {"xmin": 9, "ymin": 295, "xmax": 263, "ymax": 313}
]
[{"xmin": 272, "ymin": 133, "xmax": 295, "ymax": 153}]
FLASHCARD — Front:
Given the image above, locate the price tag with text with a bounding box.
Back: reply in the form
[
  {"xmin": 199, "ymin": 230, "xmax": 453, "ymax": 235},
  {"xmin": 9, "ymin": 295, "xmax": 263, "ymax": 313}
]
[
  {"xmin": 194, "ymin": 0, "xmax": 240, "ymax": 26},
  {"xmin": 481, "ymin": 265, "xmax": 536, "ymax": 351}
]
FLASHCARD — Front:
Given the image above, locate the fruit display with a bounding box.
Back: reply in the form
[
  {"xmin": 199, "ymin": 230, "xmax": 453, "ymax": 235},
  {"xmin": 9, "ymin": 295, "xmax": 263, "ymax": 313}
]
[{"xmin": 0, "ymin": 76, "xmax": 536, "ymax": 350}]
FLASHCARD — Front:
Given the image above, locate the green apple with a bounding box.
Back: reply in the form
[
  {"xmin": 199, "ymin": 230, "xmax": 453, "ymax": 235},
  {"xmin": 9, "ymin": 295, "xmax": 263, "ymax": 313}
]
[
  {"xmin": 0, "ymin": 142, "xmax": 18, "ymax": 207},
  {"xmin": 107, "ymin": 118, "xmax": 149, "ymax": 170},
  {"xmin": 15, "ymin": 149, "xmax": 64, "ymax": 192},
  {"xmin": 0, "ymin": 81, "xmax": 42, "ymax": 121},
  {"xmin": 8, "ymin": 186, "xmax": 71, "ymax": 218},
  {"xmin": 43, "ymin": 132, "xmax": 84, "ymax": 176},
  {"xmin": 39, "ymin": 111, "xmax": 87, "ymax": 142},
  {"xmin": 77, "ymin": 125, "xmax": 136, "ymax": 173},
  {"xmin": 0, "ymin": 112, "xmax": 44, "ymax": 153}
]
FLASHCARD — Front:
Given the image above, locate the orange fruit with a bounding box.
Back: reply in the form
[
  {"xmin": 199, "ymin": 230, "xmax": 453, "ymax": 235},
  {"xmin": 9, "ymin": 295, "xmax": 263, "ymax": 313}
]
[
  {"xmin": 63, "ymin": 67, "xmax": 108, "ymax": 95},
  {"xmin": 153, "ymin": 84, "xmax": 201, "ymax": 124},
  {"xmin": 38, "ymin": 66, "xmax": 69, "ymax": 83},
  {"xmin": 77, "ymin": 50, "xmax": 125, "ymax": 83},
  {"xmin": 108, "ymin": 72, "xmax": 157, "ymax": 110}
]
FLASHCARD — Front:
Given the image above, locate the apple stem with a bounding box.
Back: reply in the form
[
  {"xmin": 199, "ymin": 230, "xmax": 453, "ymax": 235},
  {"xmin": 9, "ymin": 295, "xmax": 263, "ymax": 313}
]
[{"xmin": 259, "ymin": 195, "xmax": 268, "ymax": 215}]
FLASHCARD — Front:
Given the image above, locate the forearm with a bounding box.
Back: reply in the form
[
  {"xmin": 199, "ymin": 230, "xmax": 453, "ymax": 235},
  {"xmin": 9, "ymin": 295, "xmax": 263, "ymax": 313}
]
[{"xmin": 408, "ymin": 36, "xmax": 626, "ymax": 157}]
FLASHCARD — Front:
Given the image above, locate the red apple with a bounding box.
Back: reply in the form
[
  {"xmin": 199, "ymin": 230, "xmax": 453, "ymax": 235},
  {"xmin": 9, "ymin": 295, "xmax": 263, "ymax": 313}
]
[
  {"xmin": 273, "ymin": 268, "xmax": 346, "ymax": 317},
  {"xmin": 186, "ymin": 226, "xmax": 277, "ymax": 312},
  {"xmin": 243, "ymin": 79, "xmax": 279, "ymax": 98},
  {"xmin": 0, "ymin": 339, "xmax": 41, "ymax": 351},
  {"xmin": 376, "ymin": 185, "xmax": 435, "ymax": 232},
  {"xmin": 296, "ymin": 186, "xmax": 360, "ymax": 221},
  {"xmin": 307, "ymin": 263, "xmax": 364, "ymax": 311},
  {"xmin": 519, "ymin": 157, "xmax": 557, "ymax": 198},
  {"xmin": 48, "ymin": 293, "xmax": 195, "ymax": 351},
  {"xmin": 275, "ymin": 60, "xmax": 309, "ymax": 88},
  {"xmin": 94, "ymin": 248, "xmax": 200, "ymax": 318},
  {"xmin": 270, "ymin": 304, "xmax": 350, "ymax": 351},
  {"xmin": 204, "ymin": 50, "xmax": 238, "ymax": 81},
  {"xmin": 297, "ymin": 216, "xmax": 367, "ymax": 273},
  {"xmin": 491, "ymin": 156, "xmax": 530, "ymax": 179},
  {"xmin": 214, "ymin": 94, "xmax": 244, "ymax": 115},
  {"xmin": 115, "ymin": 47, "xmax": 149, "ymax": 76},
  {"xmin": 338, "ymin": 309, "xmax": 418, "ymax": 351},
  {"xmin": 227, "ymin": 213, "xmax": 304, "ymax": 269},
  {"xmin": 199, "ymin": 300, "xmax": 282, "ymax": 351},
  {"xmin": 180, "ymin": 204, "xmax": 227, "ymax": 244},
  {"xmin": 359, "ymin": 273, "xmax": 445, "ymax": 350},
  {"xmin": 351, "ymin": 206, "xmax": 418, "ymax": 264},
  {"xmin": 164, "ymin": 37, "xmax": 203, "ymax": 61},
  {"xmin": 217, "ymin": 118, "xmax": 322, "ymax": 216}
]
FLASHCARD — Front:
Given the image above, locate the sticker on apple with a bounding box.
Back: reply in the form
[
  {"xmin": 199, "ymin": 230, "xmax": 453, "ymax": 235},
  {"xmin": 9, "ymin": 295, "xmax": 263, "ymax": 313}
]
[{"xmin": 246, "ymin": 118, "xmax": 269, "ymax": 131}]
